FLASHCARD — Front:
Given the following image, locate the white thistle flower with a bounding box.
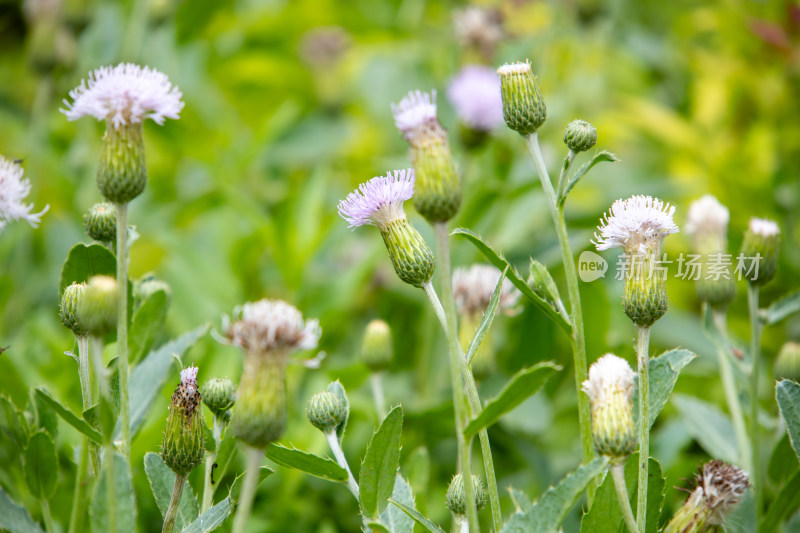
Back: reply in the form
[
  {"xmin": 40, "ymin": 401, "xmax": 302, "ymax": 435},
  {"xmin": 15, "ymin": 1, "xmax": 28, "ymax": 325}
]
[
  {"xmin": 594, "ymin": 194, "xmax": 679, "ymax": 255},
  {"xmin": 61, "ymin": 63, "xmax": 184, "ymax": 129},
  {"xmin": 581, "ymin": 354, "xmax": 635, "ymax": 406},
  {"xmin": 496, "ymin": 61, "xmax": 531, "ymax": 76},
  {"xmin": 223, "ymin": 299, "xmax": 321, "ymax": 354},
  {"xmin": 685, "ymin": 194, "xmax": 729, "ymax": 236},
  {"xmin": 748, "ymin": 217, "xmax": 779, "ymax": 237},
  {"xmin": 453, "ymin": 264, "xmax": 521, "ymax": 316},
  {"xmin": 0, "ymin": 156, "xmax": 49, "ymax": 233},
  {"xmin": 337, "ymin": 169, "xmax": 415, "ymax": 230},
  {"xmin": 391, "ymin": 90, "xmax": 437, "ymax": 139}
]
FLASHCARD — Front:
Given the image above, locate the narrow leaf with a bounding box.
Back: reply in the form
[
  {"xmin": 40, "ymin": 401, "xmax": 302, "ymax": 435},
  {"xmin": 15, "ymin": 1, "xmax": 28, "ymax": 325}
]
[
  {"xmin": 760, "ymin": 470, "xmax": 800, "ymax": 532},
  {"xmin": 777, "ymin": 380, "xmax": 800, "ymax": 462},
  {"xmin": 765, "ymin": 290, "xmax": 800, "ymax": 325},
  {"xmin": 466, "ymin": 267, "xmax": 507, "ymax": 364},
  {"xmin": 24, "ymin": 431, "xmax": 58, "ymax": 500},
  {"xmin": 0, "ymin": 486, "xmax": 45, "ymax": 533},
  {"xmin": 181, "ymin": 497, "xmax": 233, "ymax": 533},
  {"xmin": 129, "ymin": 290, "xmax": 169, "ymax": 365},
  {"xmin": 633, "ymin": 349, "xmax": 696, "ymax": 429},
  {"xmin": 360, "ymin": 406, "xmax": 403, "ymax": 518},
  {"xmin": 379, "ymin": 475, "xmax": 415, "ymax": 533},
  {"xmin": 59, "ymin": 243, "xmax": 116, "ymax": 297},
  {"xmin": 265, "ymin": 443, "xmax": 348, "ymax": 482},
  {"xmin": 90, "ymin": 452, "xmax": 137, "ymax": 533},
  {"xmin": 673, "ymin": 394, "xmax": 738, "ymax": 464},
  {"xmin": 452, "ymin": 228, "xmax": 571, "ymax": 332},
  {"xmin": 388, "ymin": 499, "xmax": 446, "ymax": 533},
  {"xmin": 558, "ymin": 151, "xmax": 619, "ymax": 205},
  {"xmin": 464, "ymin": 362, "xmax": 560, "ymax": 438},
  {"xmin": 143, "ymin": 453, "xmax": 199, "ymax": 530},
  {"xmin": 34, "ymin": 388, "xmax": 102, "ymax": 444}
]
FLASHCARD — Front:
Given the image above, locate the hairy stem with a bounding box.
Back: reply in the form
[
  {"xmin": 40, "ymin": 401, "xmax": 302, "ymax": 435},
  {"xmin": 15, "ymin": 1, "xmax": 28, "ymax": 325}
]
[
  {"xmin": 635, "ymin": 326, "xmax": 651, "ymax": 532},
  {"xmin": 370, "ymin": 373, "xmax": 387, "ymax": 420},
  {"xmin": 748, "ymin": 284, "xmax": 762, "ymax": 520},
  {"xmin": 201, "ymin": 416, "xmax": 223, "ymax": 512},
  {"xmin": 106, "ymin": 445, "xmax": 118, "ymax": 533},
  {"xmin": 162, "ymin": 473, "xmax": 188, "ymax": 533},
  {"xmin": 611, "ymin": 463, "xmax": 639, "ymax": 533},
  {"xmin": 231, "ymin": 447, "xmax": 264, "ymax": 533},
  {"xmin": 67, "ymin": 439, "xmax": 90, "ymax": 533},
  {"xmin": 116, "ymin": 202, "xmax": 131, "ymax": 461},
  {"xmin": 325, "ymin": 431, "xmax": 360, "ymax": 500},
  {"xmin": 77, "ymin": 335, "xmax": 100, "ymax": 476}
]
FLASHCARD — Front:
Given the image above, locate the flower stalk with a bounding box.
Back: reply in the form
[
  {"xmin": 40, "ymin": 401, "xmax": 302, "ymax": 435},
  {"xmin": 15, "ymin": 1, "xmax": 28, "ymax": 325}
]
[
  {"xmin": 161, "ymin": 473, "xmax": 188, "ymax": 533},
  {"xmin": 325, "ymin": 431, "xmax": 360, "ymax": 499},
  {"xmin": 231, "ymin": 447, "xmax": 263, "ymax": 533},
  {"xmin": 747, "ymin": 283, "xmax": 762, "ymax": 518},
  {"xmin": 201, "ymin": 415, "xmax": 224, "ymax": 512},
  {"xmin": 610, "ymin": 463, "xmax": 639, "ymax": 533},
  {"xmin": 635, "ymin": 325, "xmax": 650, "ymax": 533},
  {"xmin": 116, "ymin": 202, "xmax": 131, "ymax": 461}
]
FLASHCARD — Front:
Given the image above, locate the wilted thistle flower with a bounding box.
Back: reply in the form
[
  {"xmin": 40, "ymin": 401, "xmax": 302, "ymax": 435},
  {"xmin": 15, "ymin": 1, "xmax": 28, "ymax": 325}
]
[
  {"xmin": 562, "ymin": 119, "xmax": 597, "ymax": 153},
  {"xmin": 446, "ymin": 473, "xmax": 487, "ymax": 517},
  {"xmin": 594, "ymin": 195, "xmax": 679, "ymax": 328},
  {"xmin": 338, "ymin": 169, "xmax": 435, "ymax": 287},
  {"xmin": 739, "ymin": 217, "xmax": 779, "ymax": 286},
  {"xmin": 497, "ymin": 61, "xmax": 546, "ymax": 136},
  {"xmin": 686, "ymin": 195, "xmax": 735, "ymax": 310},
  {"xmin": 392, "ymin": 91, "xmax": 461, "ymax": 223},
  {"xmin": 223, "ymin": 299, "xmax": 320, "ymax": 449},
  {"xmin": 582, "ymin": 354, "xmax": 636, "ymax": 461},
  {"xmin": 774, "ymin": 342, "xmax": 800, "ymax": 382},
  {"xmin": 306, "ymin": 391, "xmax": 347, "ymax": 434},
  {"xmin": 83, "ymin": 202, "xmax": 117, "ymax": 243},
  {"xmin": 360, "ymin": 319, "xmax": 394, "ymax": 372},
  {"xmin": 200, "ymin": 378, "xmax": 236, "ymax": 420},
  {"xmin": 61, "ymin": 63, "xmax": 183, "ymax": 204},
  {"xmin": 161, "ymin": 365, "xmax": 205, "ymax": 476},
  {"xmin": 664, "ymin": 460, "xmax": 749, "ymax": 533},
  {"xmin": 453, "ymin": 6, "xmax": 503, "ymax": 61},
  {"xmin": 60, "ymin": 282, "xmax": 88, "ymax": 337},
  {"xmin": 447, "ymin": 65, "xmax": 504, "ymax": 133},
  {"xmin": 0, "ymin": 156, "xmax": 49, "ymax": 234},
  {"xmin": 77, "ymin": 275, "xmax": 118, "ymax": 336}
]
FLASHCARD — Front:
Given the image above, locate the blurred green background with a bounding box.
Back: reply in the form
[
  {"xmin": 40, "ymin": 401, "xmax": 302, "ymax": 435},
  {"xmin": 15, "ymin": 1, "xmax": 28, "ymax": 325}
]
[{"xmin": 1, "ymin": 0, "xmax": 799, "ymax": 531}]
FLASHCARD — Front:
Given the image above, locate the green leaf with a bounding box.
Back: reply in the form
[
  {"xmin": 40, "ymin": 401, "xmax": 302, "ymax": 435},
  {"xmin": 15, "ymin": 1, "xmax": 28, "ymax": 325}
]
[
  {"xmin": 379, "ymin": 475, "xmax": 415, "ymax": 533},
  {"xmin": 58, "ymin": 243, "xmax": 116, "ymax": 297},
  {"xmin": 633, "ymin": 349, "xmax": 696, "ymax": 429},
  {"xmin": 760, "ymin": 470, "xmax": 800, "ymax": 532},
  {"xmin": 229, "ymin": 466, "xmax": 274, "ymax": 503},
  {"xmin": 0, "ymin": 486, "xmax": 45, "ymax": 533},
  {"xmin": 557, "ymin": 150, "xmax": 620, "ymax": 206},
  {"xmin": 464, "ymin": 362, "xmax": 560, "ymax": 438},
  {"xmin": 508, "ymin": 487, "xmax": 533, "ymax": 514},
  {"xmin": 180, "ymin": 497, "xmax": 233, "ymax": 533},
  {"xmin": 34, "ymin": 388, "xmax": 103, "ymax": 444},
  {"xmin": 404, "ymin": 447, "xmax": 430, "ymax": 501},
  {"xmin": 265, "ymin": 443, "xmax": 348, "ymax": 482},
  {"xmin": 466, "ymin": 266, "xmax": 507, "ymax": 364},
  {"xmin": 366, "ymin": 522, "xmax": 391, "ymax": 532},
  {"xmin": 117, "ymin": 324, "xmax": 209, "ymax": 440},
  {"xmin": 90, "ymin": 452, "xmax": 137, "ymax": 533},
  {"xmin": 768, "ymin": 433, "xmax": 799, "ymax": 485},
  {"xmin": 452, "ymin": 228, "xmax": 571, "ymax": 333},
  {"xmin": 387, "ymin": 499, "xmax": 445, "ymax": 533},
  {"xmin": 777, "ymin": 380, "xmax": 800, "ymax": 462},
  {"xmin": 29, "ymin": 388, "xmax": 57, "ymax": 439},
  {"xmin": 765, "ymin": 290, "xmax": 800, "ymax": 325},
  {"xmin": 23, "ymin": 431, "xmax": 58, "ymax": 501},
  {"xmin": 213, "ymin": 430, "xmax": 237, "ymax": 481},
  {"xmin": 673, "ymin": 394, "xmax": 738, "ymax": 464},
  {"xmin": 501, "ymin": 456, "xmax": 609, "ymax": 533},
  {"xmin": 0, "ymin": 395, "xmax": 29, "ymax": 450},
  {"xmin": 129, "ymin": 289, "xmax": 169, "ymax": 365},
  {"xmin": 360, "ymin": 406, "xmax": 403, "ymax": 518},
  {"xmin": 143, "ymin": 453, "xmax": 199, "ymax": 530},
  {"xmin": 327, "ymin": 380, "xmax": 350, "ymax": 442}
]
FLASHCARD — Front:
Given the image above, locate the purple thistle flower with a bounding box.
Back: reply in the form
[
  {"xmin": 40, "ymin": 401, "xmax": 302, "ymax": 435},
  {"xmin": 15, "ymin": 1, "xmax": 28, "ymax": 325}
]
[
  {"xmin": 447, "ymin": 65, "xmax": 504, "ymax": 131},
  {"xmin": 338, "ymin": 169, "xmax": 415, "ymax": 230},
  {"xmin": 391, "ymin": 91, "xmax": 437, "ymax": 140}
]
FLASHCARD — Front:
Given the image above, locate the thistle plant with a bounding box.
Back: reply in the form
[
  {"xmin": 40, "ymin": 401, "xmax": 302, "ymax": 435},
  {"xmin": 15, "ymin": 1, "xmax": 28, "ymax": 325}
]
[
  {"xmin": 360, "ymin": 319, "xmax": 394, "ymax": 419},
  {"xmin": 0, "ymin": 155, "xmax": 49, "ymax": 233}
]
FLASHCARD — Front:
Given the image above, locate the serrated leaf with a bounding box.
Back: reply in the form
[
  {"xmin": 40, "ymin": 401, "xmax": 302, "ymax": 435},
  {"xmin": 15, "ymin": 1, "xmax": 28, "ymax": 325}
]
[
  {"xmin": 765, "ymin": 290, "xmax": 800, "ymax": 325},
  {"xmin": 557, "ymin": 151, "xmax": 619, "ymax": 205},
  {"xmin": 387, "ymin": 499, "xmax": 445, "ymax": 533},
  {"xmin": 452, "ymin": 228, "xmax": 571, "ymax": 333},
  {"xmin": 265, "ymin": 443, "xmax": 348, "ymax": 482},
  {"xmin": 508, "ymin": 487, "xmax": 533, "ymax": 514},
  {"xmin": 180, "ymin": 497, "xmax": 233, "ymax": 533},
  {"xmin": 24, "ymin": 431, "xmax": 58, "ymax": 500},
  {"xmin": 464, "ymin": 362, "xmax": 560, "ymax": 438},
  {"xmin": 59, "ymin": 243, "xmax": 116, "ymax": 297},
  {"xmin": 777, "ymin": 380, "xmax": 800, "ymax": 462},
  {"xmin": 90, "ymin": 452, "xmax": 136, "ymax": 533},
  {"xmin": 143, "ymin": 453, "xmax": 199, "ymax": 530},
  {"xmin": 229, "ymin": 466, "xmax": 273, "ymax": 503},
  {"xmin": 501, "ymin": 456, "xmax": 608, "ymax": 533},
  {"xmin": 379, "ymin": 475, "xmax": 415, "ymax": 533},
  {"xmin": 0, "ymin": 486, "xmax": 45, "ymax": 533},
  {"xmin": 327, "ymin": 380, "xmax": 350, "ymax": 442},
  {"xmin": 760, "ymin": 470, "xmax": 800, "ymax": 532},
  {"xmin": 673, "ymin": 394, "xmax": 738, "ymax": 464},
  {"xmin": 633, "ymin": 349, "xmax": 696, "ymax": 429},
  {"xmin": 129, "ymin": 290, "xmax": 169, "ymax": 365},
  {"xmin": 34, "ymin": 388, "xmax": 102, "ymax": 444},
  {"xmin": 360, "ymin": 406, "xmax": 403, "ymax": 518},
  {"xmin": 466, "ymin": 267, "xmax": 507, "ymax": 364}
]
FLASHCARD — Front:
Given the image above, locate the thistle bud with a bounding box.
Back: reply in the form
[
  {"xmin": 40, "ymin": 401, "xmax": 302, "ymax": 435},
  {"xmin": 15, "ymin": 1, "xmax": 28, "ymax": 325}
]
[
  {"xmin": 133, "ymin": 273, "xmax": 172, "ymax": 310},
  {"xmin": 623, "ymin": 253, "xmax": 668, "ymax": 328},
  {"xmin": 306, "ymin": 391, "xmax": 347, "ymax": 434},
  {"xmin": 740, "ymin": 217, "xmax": 780, "ymax": 286},
  {"xmin": 83, "ymin": 202, "xmax": 117, "ymax": 243},
  {"xmin": 360, "ymin": 319, "xmax": 393, "ymax": 372},
  {"xmin": 446, "ymin": 474, "xmax": 487, "ymax": 517},
  {"xmin": 200, "ymin": 378, "xmax": 236, "ymax": 418},
  {"xmin": 562, "ymin": 120, "xmax": 597, "ymax": 153},
  {"xmin": 582, "ymin": 354, "xmax": 636, "ymax": 460},
  {"xmin": 381, "ymin": 219, "xmax": 435, "ymax": 288},
  {"xmin": 497, "ymin": 62, "xmax": 546, "ymax": 136},
  {"xmin": 774, "ymin": 342, "xmax": 800, "ymax": 382},
  {"xmin": 77, "ymin": 275, "xmax": 118, "ymax": 336},
  {"xmin": 686, "ymin": 195, "xmax": 736, "ymax": 310},
  {"xmin": 60, "ymin": 282, "xmax": 88, "ymax": 337},
  {"xmin": 161, "ymin": 365, "xmax": 205, "ymax": 476},
  {"xmin": 97, "ymin": 123, "xmax": 147, "ymax": 204},
  {"xmin": 664, "ymin": 460, "xmax": 749, "ymax": 533}
]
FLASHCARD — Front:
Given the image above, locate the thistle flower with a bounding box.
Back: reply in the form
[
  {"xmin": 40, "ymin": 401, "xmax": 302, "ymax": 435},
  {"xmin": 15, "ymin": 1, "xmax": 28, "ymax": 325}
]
[
  {"xmin": 446, "ymin": 473, "xmax": 487, "ymax": 517},
  {"xmin": 582, "ymin": 354, "xmax": 636, "ymax": 460},
  {"xmin": 0, "ymin": 156, "xmax": 49, "ymax": 233},
  {"xmin": 83, "ymin": 202, "xmax": 117, "ymax": 243},
  {"xmin": 453, "ymin": 6, "xmax": 503, "ymax": 60},
  {"xmin": 392, "ymin": 91, "xmax": 461, "ymax": 222},
  {"xmin": 161, "ymin": 365, "xmax": 205, "ymax": 476},
  {"xmin": 497, "ymin": 61, "xmax": 546, "ymax": 136},
  {"xmin": 338, "ymin": 169, "xmax": 435, "ymax": 287},
  {"xmin": 740, "ymin": 217, "xmax": 780, "ymax": 286},
  {"xmin": 60, "ymin": 282, "xmax": 88, "ymax": 337},
  {"xmin": 685, "ymin": 195, "xmax": 729, "ymax": 240},
  {"xmin": 360, "ymin": 319, "xmax": 394, "ymax": 372},
  {"xmin": 447, "ymin": 65, "xmax": 504, "ymax": 132},
  {"xmin": 686, "ymin": 195, "xmax": 735, "ymax": 309},
  {"xmin": 223, "ymin": 299, "xmax": 321, "ymax": 355},
  {"xmin": 664, "ymin": 460, "xmax": 749, "ymax": 533}
]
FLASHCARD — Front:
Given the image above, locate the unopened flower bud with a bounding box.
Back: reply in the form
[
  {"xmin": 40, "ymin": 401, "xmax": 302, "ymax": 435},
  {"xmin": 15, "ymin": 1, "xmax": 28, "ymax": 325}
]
[
  {"xmin": 200, "ymin": 378, "xmax": 236, "ymax": 418},
  {"xmin": 97, "ymin": 123, "xmax": 147, "ymax": 204},
  {"xmin": 740, "ymin": 217, "xmax": 779, "ymax": 286},
  {"xmin": 582, "ymin": 354, "xmax": 636, "ymax": 460},
  {"xmin": 775, "ymin": 342, "xmax": 800, "ymax": 382},
  {"xmin": 446, "ymin": 473, "xmax": 487, "ymax": 516},
  {"xmin": 381, "ymin": 218, "xmax": 435, "ymax": 287},
  {"xmin": 563, "ymin": 120, "xmax": 597, "ymax": 153},
  {"xmin": 83, "ymin": 202, "xmax": 117, "ymax": 243},
  {"xmin": 77, "ymin": 275, "xmax": 118, "ymax": 336},
  {"xmin": 133, "ymin": 273, "xmax": 172, "ymax": 310},
  {"xmin": 161, "ymin": 365, "xmax": 205, "ymax": 475},
  {"xmin": 687, "ymin": 195, "xmax": 735, "ymax": 310},
  {"xmin": 360, "ymin": 319, "xmax": 393, "ymax": 372},
  {"xmin": 623, "ymin": 254, "xmax": 668, "ymax": 328},
  {"xmin": 306, "ymin": 391, "xmax": 347, "ymax": 434},
  {"xmin": 60, "ymin": 282, "xmax": 88, "ymax": 337},
  {"xmin": 497, "ymin": 61, "xmax": 546, "ymax": 136}
]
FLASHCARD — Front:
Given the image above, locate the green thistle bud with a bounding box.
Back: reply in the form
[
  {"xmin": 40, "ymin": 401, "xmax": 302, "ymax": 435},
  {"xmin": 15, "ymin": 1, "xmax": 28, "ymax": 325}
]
[
  {"xmin": 97, "ymin": 123, "xmax": 147, "ymax": 204},
  {"xmin": 60, "ymin": 282, "xmax": 88, "ymax": 337},
  {"xmin": 161, "ymin": 366, "xmax": 205, "ymax": 476},
  {"xmin": 582, "ymin": 354, "xmax": 636, "ymax": 460},
  {"xmin": 623, "ymin": 253, "xmax": 668, "ymax": 328},
  {"xmin": 497, "ymin": 62, "xmax": 546, "ymax": 136},
  {"xmin": 562, "ymin": 120, "xmax": 597, "ymax": 153},
  {"xmin": 200, "ymin": 378, "xmax": 236, "ymax": 418},
  {"xmin": 306, "ymin": 391, "xmax": 347, "ymax": 434},
  {"xmin": 446, "ymin": 474, "xmax": 487, "ymax": 517},
  {"xmin": 775, "ymin": 342, "xmax": 800, "ymax": 382},
  {"xmin": 133, "ymin": 273, "xmax": 172, "ymax": 310},
  {"xmin": 360, "ymin": 319, "xmax": 394, "ymax": 372},
  {"xmin": 686, "ymin": 195, "xmax": 736, "ymax": 310},
  {"xmin": 77, "ymin": 275, "xmax": 118, "ymax": 336},
  {"xmin": 380, "ymin": 218, "xmax": 435, "ymax": 288},
  {"xmin": 740, "ymin": 217, "xmax": 780, "ymax": 286},
  {"xmin": 231, "ymin": 354, "xmax": 287, "ymax": 449},
  {"xmin": 83, "ymin": 202, "xmax": 117, "ymax": 243}
]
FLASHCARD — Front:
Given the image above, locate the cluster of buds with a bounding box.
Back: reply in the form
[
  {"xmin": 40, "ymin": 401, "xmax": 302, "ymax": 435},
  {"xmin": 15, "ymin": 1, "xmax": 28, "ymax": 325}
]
[
  {"xmin": 739, "ymin": 217, "xmax": 780, "ymax": 287},
  {"xmin": 446, "ymin": 473, "xmax": 487, "ymax": 519},
  {"xmin": 161, "ymin": 366, "xmax": 205, "ymax": 476},
  {"xmin": 685, "ymin": 195, "xmax": 736, "ymax": 310},
  {"xmin": 360, "ymin": 319, "xmax": 394, "ymax": 372},
  {"xmin": 582, "ymin": 354, "xmax": 636, "ymax": 461}
]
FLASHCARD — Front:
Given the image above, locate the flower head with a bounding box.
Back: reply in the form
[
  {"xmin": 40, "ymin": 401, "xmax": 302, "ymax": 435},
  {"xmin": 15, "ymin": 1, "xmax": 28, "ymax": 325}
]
[
  {"xmin": 391, "ymin": 90, "xmax": 438, "ymax": 141},
  {"xmin": 162, "ymin": 364, "xmax": 204, "ymax": 475},
  {"xmin": 748, "ymin": 217, "xmax": 779, "ymax": 237},
  {"xmin": 337, "ymin": 169, "xmax": 415, "ymax": 230},
  {"xmin": 686, "ymin": 195, "xmax": 729, "ymax": 236},
  {"xmin": 594, "ymin": 195, "xmax": 679, "ymax": 255},
  {"xmin": 0, "ymin": 156, "xmax": 49, "ymax": 233},
  {"xmin": 453, "ymin": 6, "xmax": 503, "ymax": 59},
  {"xmin": 453, "ymin": 264, "xmax": 521, "ymax": 317},
  {"xmin": 581, "ymin": 354, "xmax": 635, "ymax": 406},
  {"xmin": 582, "ymin": 354, "xmax": 636, "ymax": 459},
  {"xmin": 223, "ymin": 299, "xmax": 321, "ymax": 355},
  {"xmin": 61, "ymin": 63, "xmax": 184, "ymax": 129},
  {"xmin": 447, "ymin": 66, "xmax": 504, "ymax": 131}
]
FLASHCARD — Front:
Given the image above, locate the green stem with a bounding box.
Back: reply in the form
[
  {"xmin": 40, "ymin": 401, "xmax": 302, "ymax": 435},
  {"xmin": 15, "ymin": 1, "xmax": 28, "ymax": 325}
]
[
  {"xmin": 525, "ymin": 133, "xmax": 593, "ymax": 464},
  {"xmin": 325, "ymin": 431, "xmax": 360, "ymax": 500},
  {"xmin": 77, "ymin": 335, "xmax": 100, "ymax": 477},
  {"xmin": 231, "ymin": 446, "xmax": 264, "ymax": 533},
  {"xmin": 422, "ymin": 281, "xmax": 480, "ymax": 533},
  {"xmin": 635, "ymin": 326, "xmax": 650, "ymax": 533},
  {"xmin": 201, "ymin": 416, "xmax": 222, "ymax": 512},
  {"xmin": 116, "ymin": 202, "xmax": 131, "ymax": 461},
  {"xmin": 748, "ymin": 284, "xmax": 762, "ymax": 521},
  {"xmin": 40, "ymin": 498, "xmax": 55, "ymax": 533},
  {"xmin": 370, "ymin": 373, "xmax": 387, "ymax": 420},
  {"xmin": 610, "ymin": 463, "xmax": 639, "ymax": 533},
  {"xmin": 68, "ymin": 439, "xmax": 90, "ymax": 533},
  {"xmin": 162, "ymin": 473, "xmax": 188, "ymax": 533},
  {"xmin": 106, "ymin": 445, "xmax": 118, "ymax": 533}
]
